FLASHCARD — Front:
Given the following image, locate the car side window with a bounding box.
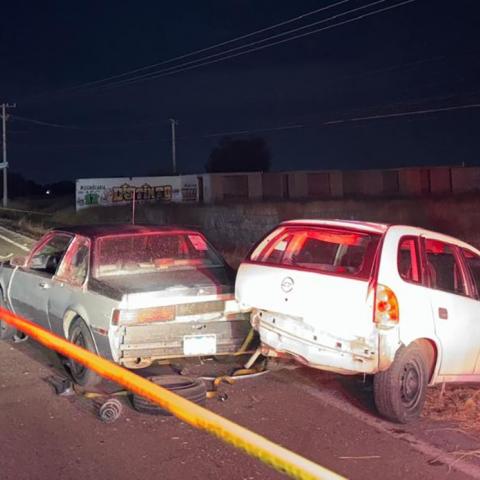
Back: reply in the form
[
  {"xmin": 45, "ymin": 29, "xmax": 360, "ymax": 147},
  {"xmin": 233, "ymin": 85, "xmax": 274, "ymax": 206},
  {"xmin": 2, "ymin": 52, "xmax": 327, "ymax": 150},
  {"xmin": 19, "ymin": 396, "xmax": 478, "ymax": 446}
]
[
  {"xmin": 461, "ymin": 249, "xmax": 480, "ymax": 298},
  {"xmin": 424, "ymin": 239, "xmax": 466, "ymax": 296},
  {"xmin": 261, "ymin": 233, "xmax": 294, "ymax": 264},
  {"xmin": 29, "ymin": 234, "xmax": 73, "ymax": 276},
  {"xmin": 56, "ymin": 237, "xmax": 90, "ymax": 286},
  {"xmin": 397, "ymin": 237, "xmax": 421, "ymax": 284}
]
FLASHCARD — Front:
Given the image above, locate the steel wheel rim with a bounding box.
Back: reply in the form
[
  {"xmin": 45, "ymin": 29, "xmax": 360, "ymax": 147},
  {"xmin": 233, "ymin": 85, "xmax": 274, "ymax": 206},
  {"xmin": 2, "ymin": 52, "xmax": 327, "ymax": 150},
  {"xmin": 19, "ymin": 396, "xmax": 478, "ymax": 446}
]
[{"xmin": 400, "ymin": 360, "xmax": 422, "ymax": 409}]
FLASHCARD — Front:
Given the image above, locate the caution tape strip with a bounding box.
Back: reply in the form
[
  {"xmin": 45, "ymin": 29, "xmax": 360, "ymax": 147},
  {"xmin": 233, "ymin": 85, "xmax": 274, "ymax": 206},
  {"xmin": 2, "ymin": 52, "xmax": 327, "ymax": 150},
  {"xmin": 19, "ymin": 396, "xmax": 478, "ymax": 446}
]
[{"xmin": 0, "ymin": 308, "xmax": 345, "ymax": 480}]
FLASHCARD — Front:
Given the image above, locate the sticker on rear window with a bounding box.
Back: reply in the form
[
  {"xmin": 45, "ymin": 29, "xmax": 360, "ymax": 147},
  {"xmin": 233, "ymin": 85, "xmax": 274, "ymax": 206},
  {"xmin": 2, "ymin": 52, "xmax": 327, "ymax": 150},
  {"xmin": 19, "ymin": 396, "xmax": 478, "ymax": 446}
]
[
  {"xmin": 275, "ymin": 240, "xmax": 288, "ymax": 252},
  {"xmin": 188, "ymin": 235, "xmax": 208, "ymax": 251}
]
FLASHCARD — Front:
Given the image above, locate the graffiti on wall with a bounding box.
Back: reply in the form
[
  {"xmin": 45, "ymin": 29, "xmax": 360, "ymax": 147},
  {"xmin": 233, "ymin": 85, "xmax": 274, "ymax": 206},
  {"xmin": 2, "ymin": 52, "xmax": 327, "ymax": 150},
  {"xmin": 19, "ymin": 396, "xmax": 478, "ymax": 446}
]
[{"xmin": 76, "ymin": 176, "xmax": 199, "ymax": 210}]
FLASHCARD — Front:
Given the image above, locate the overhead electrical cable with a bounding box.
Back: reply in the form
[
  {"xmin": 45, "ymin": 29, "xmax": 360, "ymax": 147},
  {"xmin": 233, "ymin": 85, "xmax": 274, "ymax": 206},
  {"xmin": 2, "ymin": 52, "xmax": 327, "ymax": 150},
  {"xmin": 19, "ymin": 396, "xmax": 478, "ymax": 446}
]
[
  {"xmin": 91, "ymin": 0, "xmax": 390, "ymax": 91},
  {"xmin": 21, "ymin": 0, "xmax": 351, "ymax": 103},
  {"xmin": 11, "ymin": 100, "xmax": 480, "ymax": 150},
  {"xmin": 97, "ymin": 0, "xmax": 418, "ymax": 92},
  {"xmin": 12, "ymin": 114, "xmax": 83, "ymax": 130}
]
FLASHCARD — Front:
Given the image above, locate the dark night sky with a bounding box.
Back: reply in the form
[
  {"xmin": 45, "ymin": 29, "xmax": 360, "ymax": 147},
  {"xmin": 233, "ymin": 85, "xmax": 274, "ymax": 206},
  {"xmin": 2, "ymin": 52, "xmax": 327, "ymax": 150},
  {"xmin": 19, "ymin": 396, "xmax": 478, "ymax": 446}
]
[{"xmin": 1, "ymin": 0, "xmax": 480, "ymax": 183}]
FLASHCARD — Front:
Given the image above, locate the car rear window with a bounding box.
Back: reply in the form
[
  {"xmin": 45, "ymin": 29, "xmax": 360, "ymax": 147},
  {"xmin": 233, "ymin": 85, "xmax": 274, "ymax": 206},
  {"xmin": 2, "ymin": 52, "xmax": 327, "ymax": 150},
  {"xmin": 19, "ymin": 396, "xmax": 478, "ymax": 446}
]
[
  {"xmin": 94, "ymin": 233, "xmax": 223, "ymax": 277},
  {"xmin": 250, "ymin": 226, "xmax": 380, "ymax": 280}
]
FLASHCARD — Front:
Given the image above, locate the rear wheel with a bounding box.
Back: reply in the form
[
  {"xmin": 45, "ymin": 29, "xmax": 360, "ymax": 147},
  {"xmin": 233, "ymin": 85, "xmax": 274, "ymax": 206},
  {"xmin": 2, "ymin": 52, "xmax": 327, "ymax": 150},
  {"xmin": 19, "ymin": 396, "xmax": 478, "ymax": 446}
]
[
  {"xmin": 373, "ymin": 342, "xmax": 430, "ymax": 423},
  {"xmin": 67, "ymin": 318, "xmax": 102, "ymax": 388}
]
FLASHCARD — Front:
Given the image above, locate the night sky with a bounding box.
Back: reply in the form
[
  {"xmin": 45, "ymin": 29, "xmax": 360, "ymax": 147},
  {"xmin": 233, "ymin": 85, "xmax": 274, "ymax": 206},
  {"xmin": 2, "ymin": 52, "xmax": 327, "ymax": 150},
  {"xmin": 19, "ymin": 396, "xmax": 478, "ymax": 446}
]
[{"xmin": 1, "ymin": 0, "xmax": 480, "ymax": 183}]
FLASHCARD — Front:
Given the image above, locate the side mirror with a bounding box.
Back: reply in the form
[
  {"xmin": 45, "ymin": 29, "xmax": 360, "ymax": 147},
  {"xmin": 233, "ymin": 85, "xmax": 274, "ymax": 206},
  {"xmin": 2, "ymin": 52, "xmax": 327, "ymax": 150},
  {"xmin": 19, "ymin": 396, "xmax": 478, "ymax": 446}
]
[{"xmin": 11, "ymin": 255, "xmax": 27, "ymax": 268}]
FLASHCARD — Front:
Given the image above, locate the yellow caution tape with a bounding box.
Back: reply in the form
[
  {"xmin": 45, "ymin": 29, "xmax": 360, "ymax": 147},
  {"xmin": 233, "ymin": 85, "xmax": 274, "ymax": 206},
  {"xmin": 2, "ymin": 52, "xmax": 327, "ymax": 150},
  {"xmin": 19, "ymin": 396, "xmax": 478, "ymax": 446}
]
[{"xmin": 0, "ymin": 307, "xmax": 345, "ymax": 480}]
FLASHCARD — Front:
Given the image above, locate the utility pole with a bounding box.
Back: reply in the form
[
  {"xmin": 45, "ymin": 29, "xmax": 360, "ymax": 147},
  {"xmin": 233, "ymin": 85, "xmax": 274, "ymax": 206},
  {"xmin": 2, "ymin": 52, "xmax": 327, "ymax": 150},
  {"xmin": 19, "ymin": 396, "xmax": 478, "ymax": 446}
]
[
  {"xmin": 1, "ymin": 103, "xmax": 16, "ymax": 208},
  {"xmin": 169, "ymin": 118, "xmax": 178, "ymax": 175}
]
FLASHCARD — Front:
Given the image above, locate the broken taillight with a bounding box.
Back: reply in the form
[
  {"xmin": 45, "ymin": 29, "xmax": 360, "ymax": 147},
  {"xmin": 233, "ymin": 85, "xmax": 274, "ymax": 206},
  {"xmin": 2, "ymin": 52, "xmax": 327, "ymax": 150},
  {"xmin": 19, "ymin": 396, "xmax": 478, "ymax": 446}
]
[
  {"xmin": 374, "ymin": 284, "xmax": 399, "ymax": 327},
  {"xmin": 111, "ymin": 306, "xmax": 175, "ymax": 325}
]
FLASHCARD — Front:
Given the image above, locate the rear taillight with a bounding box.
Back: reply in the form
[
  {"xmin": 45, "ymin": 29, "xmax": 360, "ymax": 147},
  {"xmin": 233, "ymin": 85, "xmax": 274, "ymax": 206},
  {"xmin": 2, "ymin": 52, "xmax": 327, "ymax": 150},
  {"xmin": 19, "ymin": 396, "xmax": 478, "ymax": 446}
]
[
  {"xmin": 112, "ymin": 306, "xmax": 175, "ymax": 325},
  {"xmin": 374, "ymin": 284, "xmax": 399, "ymax": 327}
]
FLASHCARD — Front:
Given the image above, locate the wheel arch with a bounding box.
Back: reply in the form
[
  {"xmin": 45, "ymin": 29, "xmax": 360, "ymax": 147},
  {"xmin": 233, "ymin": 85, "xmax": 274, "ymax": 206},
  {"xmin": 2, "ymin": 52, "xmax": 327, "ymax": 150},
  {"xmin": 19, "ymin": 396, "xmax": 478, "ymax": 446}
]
[
  {"xmin": 63, "ymin": 309, "xmax": 100, "ymax": 355},
  {"xmin": 412, "ymin": 337, "xmax": 440, "ymax": 384}
]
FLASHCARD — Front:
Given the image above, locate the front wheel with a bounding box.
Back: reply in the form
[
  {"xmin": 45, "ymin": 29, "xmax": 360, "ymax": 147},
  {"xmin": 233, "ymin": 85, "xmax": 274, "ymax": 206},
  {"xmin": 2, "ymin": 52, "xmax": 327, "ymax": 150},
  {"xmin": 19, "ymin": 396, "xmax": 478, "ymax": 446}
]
[
  {"xmin": 373, "ymin": 343, "xmax": 430, "ymax": 423},
  {"xmin": 67, "ymin": 318, "xmax": 102, "ymax": 388}
]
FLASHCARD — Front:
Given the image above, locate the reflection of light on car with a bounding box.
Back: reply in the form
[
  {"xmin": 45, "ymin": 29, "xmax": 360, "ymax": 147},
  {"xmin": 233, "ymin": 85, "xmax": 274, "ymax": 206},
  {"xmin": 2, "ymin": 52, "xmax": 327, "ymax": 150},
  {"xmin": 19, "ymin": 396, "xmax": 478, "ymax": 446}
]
[{"xmin": 236, "ymin": 219, "xmax": 480, "ymax": 423}]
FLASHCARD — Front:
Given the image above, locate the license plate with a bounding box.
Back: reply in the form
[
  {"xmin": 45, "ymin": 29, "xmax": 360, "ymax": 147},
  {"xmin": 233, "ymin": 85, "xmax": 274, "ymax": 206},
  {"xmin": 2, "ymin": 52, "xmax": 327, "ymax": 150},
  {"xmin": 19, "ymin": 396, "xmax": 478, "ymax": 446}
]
[{"xmin": 183, "ymin": 334, "xmax": 217, "ymax": 356}]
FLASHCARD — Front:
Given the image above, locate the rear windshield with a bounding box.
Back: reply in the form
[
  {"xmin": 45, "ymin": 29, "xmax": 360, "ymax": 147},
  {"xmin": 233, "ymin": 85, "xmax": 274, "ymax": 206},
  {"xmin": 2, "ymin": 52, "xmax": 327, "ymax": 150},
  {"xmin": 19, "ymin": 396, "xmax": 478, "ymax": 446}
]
[
  {"xmin": 250, "ymin": 226, "xmax": 380, "ymax": 280},
  {"xmin": 94, "ymin": 232, "xmax": 223, "ymax": 277}
]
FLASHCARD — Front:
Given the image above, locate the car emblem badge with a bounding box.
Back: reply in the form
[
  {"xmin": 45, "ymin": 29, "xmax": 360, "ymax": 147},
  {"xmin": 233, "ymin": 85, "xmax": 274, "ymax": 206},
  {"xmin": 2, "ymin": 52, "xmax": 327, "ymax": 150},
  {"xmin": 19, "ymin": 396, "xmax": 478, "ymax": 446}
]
[{"xmin": 281, "ymin": 276, "xmax": 294, "ymax": 293}]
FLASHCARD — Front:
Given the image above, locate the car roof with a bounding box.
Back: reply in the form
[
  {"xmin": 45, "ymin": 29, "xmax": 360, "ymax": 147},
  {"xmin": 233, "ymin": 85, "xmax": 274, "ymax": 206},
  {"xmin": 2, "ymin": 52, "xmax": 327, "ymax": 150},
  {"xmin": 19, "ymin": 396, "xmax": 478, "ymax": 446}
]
[
  {"xmin": 281, "ymin": 219, "xmax": 389, "ymax": 234},
  {"xmin": 280, "ymin": 219, "xmax": 480, "ymax": 253},
  {"xmin": 52, "ymin": 224, "xmax": 201, "ymax": 239}
]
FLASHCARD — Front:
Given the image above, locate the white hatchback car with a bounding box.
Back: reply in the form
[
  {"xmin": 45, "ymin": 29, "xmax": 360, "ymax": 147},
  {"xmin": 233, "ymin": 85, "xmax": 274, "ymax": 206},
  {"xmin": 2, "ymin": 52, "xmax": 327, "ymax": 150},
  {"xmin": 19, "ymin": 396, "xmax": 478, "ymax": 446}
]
[{"xmin": 236, "ymin": 219, "xmax": 480, "ymax": 423}]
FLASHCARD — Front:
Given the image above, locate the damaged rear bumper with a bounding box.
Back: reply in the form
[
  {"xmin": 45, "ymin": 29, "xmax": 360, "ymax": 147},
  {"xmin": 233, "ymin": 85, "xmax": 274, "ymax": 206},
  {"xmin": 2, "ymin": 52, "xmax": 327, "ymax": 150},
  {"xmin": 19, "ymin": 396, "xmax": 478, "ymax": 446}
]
[
  {"xmin": 255, "ymin": 316, "xmax": 379, "ymax": 375},
  {"xmin": 117, "ymin": 317, "xmax": 252, "ymax": 368}
]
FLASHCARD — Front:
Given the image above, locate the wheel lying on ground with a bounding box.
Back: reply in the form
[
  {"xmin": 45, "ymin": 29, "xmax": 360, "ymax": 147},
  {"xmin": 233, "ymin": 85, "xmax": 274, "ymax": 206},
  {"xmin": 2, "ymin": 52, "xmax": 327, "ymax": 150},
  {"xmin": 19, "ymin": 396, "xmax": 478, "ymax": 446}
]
[
  {"xmin": 67, "ymin": 318, "xmax": 102, "ymax": 388},
  {"xmin": 373, "ymin": 342, "xmax": 430, "ymax": 423},
  {"xmin": 131, "ymin": 375, "xmax": 207, "ymax": 415}
]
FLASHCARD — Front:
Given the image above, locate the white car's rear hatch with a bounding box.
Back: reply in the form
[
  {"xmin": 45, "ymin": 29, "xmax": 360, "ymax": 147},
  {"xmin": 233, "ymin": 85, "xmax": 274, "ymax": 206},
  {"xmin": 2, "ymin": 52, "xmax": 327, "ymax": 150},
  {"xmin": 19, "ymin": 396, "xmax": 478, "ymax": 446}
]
[{"xmin": 236, "ymin": 221, "xmax": 384, "ymax": 372}]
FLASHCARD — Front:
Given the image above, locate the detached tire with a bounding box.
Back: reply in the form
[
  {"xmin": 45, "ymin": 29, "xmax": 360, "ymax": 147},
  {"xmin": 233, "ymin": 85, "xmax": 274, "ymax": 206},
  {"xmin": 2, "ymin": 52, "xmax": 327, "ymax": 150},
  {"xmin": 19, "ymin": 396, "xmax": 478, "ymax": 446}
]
[
  {"xmin": 374, "ymin": 343, "xmax": 430, "ymax": 423},
  {"xmin": 67, "ymin": 318, "xmax": 102, "ymax": 388},
  {"xmin": 132, "ymin": 375, "xmax": 207, "ymax": 415}
]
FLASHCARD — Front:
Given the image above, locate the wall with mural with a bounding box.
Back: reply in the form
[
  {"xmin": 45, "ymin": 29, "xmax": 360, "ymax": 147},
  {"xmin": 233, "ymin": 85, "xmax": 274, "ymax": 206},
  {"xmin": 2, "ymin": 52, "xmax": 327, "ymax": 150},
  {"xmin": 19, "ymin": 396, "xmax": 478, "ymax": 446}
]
[{"xmin": 76, "ymin": 175, "xmax": 199, "ymax": 210}]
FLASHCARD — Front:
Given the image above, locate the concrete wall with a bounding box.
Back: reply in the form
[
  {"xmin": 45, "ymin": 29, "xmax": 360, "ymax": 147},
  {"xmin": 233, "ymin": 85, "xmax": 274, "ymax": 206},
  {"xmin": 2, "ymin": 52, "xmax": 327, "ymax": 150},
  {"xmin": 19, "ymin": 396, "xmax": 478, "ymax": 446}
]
[
  {"xmin": 144, "ymin": 194, "xmax": 480, "ymax": 267},
  {"xmin": 200, "ymin": 166, "xmax": 480, "ymax": 203}
]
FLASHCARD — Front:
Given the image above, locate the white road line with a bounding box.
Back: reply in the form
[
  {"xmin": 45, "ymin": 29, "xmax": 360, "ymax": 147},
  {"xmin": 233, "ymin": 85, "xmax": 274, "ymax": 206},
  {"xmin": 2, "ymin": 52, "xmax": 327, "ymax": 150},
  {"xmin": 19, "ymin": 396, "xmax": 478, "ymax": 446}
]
[
  {"xmin": 295, "ymin": 378, "xmax": 480, "ymax": 479},
  {"xmin": 0, "ymin": 225, "xmax": 36, "ymax": 242},
  {"xmin": 0, "ymin": 233, "xmax": 31, "ymax": 252}
]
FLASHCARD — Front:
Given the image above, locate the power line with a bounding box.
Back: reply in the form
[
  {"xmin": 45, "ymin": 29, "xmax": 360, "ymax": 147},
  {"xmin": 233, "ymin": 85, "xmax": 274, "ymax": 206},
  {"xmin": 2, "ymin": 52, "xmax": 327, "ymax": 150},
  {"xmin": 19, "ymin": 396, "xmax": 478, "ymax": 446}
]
[
  {"xmin": 11, "ymin": 100, "xmax": 480, "ymax": 150},
  {"xmin": 99, "ymin": 0, "xmax": 418, "ymax": 92},
  {"xmin": 21, "ymin": 0, "xmax": 351, "ymax": 104},
  {"xmin": 56, "ymin": 0, "xmax": 352, "ymax": 95},
  {"xmin": 12, "ymin": 114, "xmax": 83, "ymax": 130},
  {"xmin": 322, "ymin": 102, "xmax": 480, "ymax": 125},
  {"xmin": 90, "ymin": 0, "xmax": 389, "ymax": 91}
]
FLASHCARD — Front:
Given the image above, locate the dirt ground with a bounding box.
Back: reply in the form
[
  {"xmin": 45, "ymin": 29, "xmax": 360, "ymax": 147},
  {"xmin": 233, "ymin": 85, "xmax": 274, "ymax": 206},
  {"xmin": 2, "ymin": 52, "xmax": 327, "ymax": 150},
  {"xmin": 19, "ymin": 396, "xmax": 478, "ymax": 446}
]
[{"xmin": 2, "ymin": 338, "xmax": 480, "ymax": 480}]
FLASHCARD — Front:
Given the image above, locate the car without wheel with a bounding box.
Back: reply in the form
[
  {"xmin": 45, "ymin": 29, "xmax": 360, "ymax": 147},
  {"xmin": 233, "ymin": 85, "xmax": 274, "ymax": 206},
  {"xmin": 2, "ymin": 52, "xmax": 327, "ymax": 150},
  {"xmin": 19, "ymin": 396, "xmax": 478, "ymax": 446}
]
[
  {"xmin": 235, "ymin": 219, "xmax": 480, "ymax": 423},
  {"xmin": 0, "ymin": 224, "xmax": 251, "ymax": 387}
]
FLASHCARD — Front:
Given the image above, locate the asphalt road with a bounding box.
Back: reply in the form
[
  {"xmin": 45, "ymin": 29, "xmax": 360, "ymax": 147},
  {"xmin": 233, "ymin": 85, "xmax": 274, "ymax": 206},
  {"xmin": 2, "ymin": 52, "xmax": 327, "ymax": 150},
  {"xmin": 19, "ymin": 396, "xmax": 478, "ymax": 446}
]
[{"xmin": 1, "ymin": 226, "xmax": 480, "ymax": 480}]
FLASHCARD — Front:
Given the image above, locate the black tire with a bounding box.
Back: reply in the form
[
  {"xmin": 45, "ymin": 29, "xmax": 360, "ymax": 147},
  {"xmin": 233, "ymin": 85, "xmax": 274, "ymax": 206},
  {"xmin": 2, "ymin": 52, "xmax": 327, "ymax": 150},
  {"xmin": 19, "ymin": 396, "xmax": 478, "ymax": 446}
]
[
  {"xmin": 131, "ymin": 375, "xmax": 207, "ymax": 415},
  {"xmin": 0, "ymin": 295, "xmax": 15, "ymax": 341},
  {"xmin": 67, "ymin": 318, "xmax": 102, "ymax": 388},
  {"xmin": 0, "ymin": 318, "xmax": 15, "ymax": 340},
  {"xmin": 374, "ymin": 342, "xmax": 430, "ymax": 423}
]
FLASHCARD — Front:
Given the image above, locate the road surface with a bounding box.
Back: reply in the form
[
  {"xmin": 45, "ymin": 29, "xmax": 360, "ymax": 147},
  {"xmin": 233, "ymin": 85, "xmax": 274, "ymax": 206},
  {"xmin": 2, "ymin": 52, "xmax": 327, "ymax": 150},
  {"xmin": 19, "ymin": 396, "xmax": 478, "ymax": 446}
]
[{"xmin": 0, "ymin": 226, "xmax": 480, "ymax": 480}]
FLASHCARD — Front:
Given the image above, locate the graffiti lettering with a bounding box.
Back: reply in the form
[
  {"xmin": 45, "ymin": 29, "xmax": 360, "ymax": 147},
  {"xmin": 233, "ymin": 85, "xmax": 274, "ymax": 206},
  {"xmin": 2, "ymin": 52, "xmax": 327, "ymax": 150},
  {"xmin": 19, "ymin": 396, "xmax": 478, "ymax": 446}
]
[{"xmin": 111, "ymin": 183, "xmax": 173, "ymax": 202}]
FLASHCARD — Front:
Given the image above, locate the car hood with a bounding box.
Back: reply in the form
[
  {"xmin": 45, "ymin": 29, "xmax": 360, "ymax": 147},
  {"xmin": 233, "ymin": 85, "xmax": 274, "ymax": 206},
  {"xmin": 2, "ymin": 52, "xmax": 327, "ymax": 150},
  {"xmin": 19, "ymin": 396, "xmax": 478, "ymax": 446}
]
[{"xmin": 89, "ymin": 267, "xmax": 234, "ymax": 303}]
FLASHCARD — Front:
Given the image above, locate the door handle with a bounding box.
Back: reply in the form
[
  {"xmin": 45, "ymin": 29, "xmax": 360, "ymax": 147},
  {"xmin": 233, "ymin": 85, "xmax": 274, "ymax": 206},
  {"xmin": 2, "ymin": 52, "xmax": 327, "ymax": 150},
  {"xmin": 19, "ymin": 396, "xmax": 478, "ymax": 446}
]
[
  {"xmin": 38, "ymin": 282, "xmax": 51, "ymax": 289},
  {"xmin": 438, "ymin": 307, "xmax": 448, "ymax": 320}
]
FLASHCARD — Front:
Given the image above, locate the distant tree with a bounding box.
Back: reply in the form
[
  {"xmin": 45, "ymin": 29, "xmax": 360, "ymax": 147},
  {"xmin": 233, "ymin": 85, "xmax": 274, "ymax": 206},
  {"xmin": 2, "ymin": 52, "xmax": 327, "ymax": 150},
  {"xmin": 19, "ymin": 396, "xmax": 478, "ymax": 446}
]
[
  {"xmin": 205, "ymin": 136, "xmax": 271, "ymax": 173},
  {"xmin": 0, "ymin": 172, "xmax": 42, "ymax": 198}
]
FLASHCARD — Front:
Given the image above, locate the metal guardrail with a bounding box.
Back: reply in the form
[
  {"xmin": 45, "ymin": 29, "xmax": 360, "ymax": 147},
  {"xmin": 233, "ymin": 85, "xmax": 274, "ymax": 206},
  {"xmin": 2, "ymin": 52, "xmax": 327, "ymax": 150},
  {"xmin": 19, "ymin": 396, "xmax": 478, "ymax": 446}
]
[{"xmin": 0, "ymin": 307, "xmax": 345, "ymax": 480}]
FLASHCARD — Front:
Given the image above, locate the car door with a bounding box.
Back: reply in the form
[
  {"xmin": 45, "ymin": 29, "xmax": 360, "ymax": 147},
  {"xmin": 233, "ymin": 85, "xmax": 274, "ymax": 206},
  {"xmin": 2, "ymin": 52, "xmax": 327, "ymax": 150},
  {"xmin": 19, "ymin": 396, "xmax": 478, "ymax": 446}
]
[
  {"xmin": 458, "ymin": 248, "xmax": 480, "ymax": 375},
  {"xmin": 422, "ymin": 237, "xmax": 480, "ymax": 376},
  {"xmin": 9, "ymin": 232, "xmax": 73, "ymax": 330},
  {"xmin": 48, "ymin": 236, "xmax": 91, "ymax": 337}
]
